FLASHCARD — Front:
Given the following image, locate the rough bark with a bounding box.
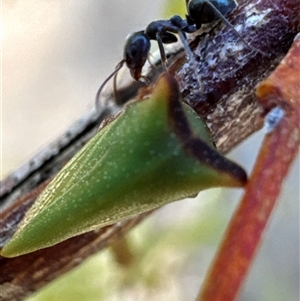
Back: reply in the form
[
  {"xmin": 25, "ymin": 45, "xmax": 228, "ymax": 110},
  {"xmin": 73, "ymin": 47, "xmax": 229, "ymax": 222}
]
[{"xmin": 0, "ymin": 0, "xmax": 299, "ymax": 300}]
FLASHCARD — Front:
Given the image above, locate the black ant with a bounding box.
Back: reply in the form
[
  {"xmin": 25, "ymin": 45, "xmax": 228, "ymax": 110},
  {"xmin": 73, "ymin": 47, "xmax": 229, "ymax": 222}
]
[
  {"xmin": 95, "ymin": 0, "xmax": 267, "ymax": 110},
  {"xmin": 95, "ymin": 15, "xmax": 196, "ymax": 110}
]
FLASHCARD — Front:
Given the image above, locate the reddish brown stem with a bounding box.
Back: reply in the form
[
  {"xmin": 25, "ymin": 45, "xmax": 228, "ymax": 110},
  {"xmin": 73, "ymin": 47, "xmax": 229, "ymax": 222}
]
[{"xmin": 197, "ymin": 33, "xmax": 300, "ymax": 301}]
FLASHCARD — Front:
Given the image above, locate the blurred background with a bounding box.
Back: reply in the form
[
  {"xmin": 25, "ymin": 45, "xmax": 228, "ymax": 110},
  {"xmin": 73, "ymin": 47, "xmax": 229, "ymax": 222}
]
[{"xmin": 2, "ymin": 1, "xmax": 299, "ymax": 300}]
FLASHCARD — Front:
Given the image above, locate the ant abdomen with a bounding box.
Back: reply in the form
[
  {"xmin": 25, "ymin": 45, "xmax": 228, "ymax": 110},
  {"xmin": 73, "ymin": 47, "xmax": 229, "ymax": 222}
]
[{"xmin": 187, "ymin": 0, "xmax": 237, "ymax": 28}]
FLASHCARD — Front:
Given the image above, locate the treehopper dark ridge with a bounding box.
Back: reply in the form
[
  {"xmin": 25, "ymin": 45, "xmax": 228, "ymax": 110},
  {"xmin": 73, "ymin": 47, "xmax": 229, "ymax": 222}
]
[{"xmin": 1, "ymin": 73, "xmax": 247, "ymax": 258}]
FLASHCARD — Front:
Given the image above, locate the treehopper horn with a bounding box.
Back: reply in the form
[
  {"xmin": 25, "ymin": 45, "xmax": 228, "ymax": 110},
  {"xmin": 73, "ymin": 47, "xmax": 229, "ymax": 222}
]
[{"xmin": 1, "ymin": 74, "xmax": 247, "ymax": 258}]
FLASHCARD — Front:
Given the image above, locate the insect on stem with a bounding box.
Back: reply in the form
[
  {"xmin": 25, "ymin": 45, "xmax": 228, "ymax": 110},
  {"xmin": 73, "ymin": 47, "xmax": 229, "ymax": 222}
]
[{"xmin": 95, "ymin": 0, "xmax": 269, "ymax": 111}]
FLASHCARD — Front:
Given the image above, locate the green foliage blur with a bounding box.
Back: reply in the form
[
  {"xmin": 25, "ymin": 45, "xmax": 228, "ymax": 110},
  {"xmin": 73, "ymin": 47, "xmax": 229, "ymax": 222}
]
[{"xmin": 161, "ymin": 0, "xmax": 187, "ymax": 18}]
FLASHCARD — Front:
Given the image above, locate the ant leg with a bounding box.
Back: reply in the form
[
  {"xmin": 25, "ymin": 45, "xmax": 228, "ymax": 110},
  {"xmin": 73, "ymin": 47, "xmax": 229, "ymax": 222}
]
[
  {"xmin": 155, "ymin": 33, "xmax": 168, "ymax": 72},
  {"xmin": 95, "ymin": 60, "xmax": 125, "ymax": 111},
  {"xmin": 178, "ymin": 29, "xmax": 204, "ymax": 92},
  {"xmin": 147, "ymin": 54, "xmax": 156, "ymax": 69},
  {"xmin": 140, "ymin": 75, "xmax": 151, "ymax": 85},
  {"xmin": 203, "ymin": 0, "xmax": 269, "ymax": 56},
  {"xmin": 177, "ymin": 29, "xmax": 199, "ymax": 76},
  {"xmin": 177, "ymin": 30, "xmax": 194, "ymax": 62}
]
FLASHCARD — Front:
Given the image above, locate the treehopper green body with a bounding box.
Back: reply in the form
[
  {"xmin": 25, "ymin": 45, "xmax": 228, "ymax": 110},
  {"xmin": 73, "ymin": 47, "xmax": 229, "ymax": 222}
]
[{"xmin": 1, "ymin": 74, "xmax": 247, "ymax": 258}]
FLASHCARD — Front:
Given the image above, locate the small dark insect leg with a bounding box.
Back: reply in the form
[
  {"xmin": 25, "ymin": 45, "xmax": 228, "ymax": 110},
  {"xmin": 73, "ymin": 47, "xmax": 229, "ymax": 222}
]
[
  {"xmin": 203, "ymin": 0, "xmax": 269, "ymax": 56},
  {"xmin": 177, "ymin": 30, "xmax": 194, "ymax": 62},
  {"xmin": 156, "ymin": 32, "xmax": 169, "ymax": 72}
]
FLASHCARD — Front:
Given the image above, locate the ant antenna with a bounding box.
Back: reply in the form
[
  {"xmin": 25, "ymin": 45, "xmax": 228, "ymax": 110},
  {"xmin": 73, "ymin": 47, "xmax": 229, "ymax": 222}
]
[{"xmin": 95, "ymin": 60, "xmax": 125, "ymax": 111}]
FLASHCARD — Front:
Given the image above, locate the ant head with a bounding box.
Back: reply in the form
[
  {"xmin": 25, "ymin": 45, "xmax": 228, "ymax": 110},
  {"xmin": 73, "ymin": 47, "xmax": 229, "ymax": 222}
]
[
  {"xmin": 187, "ymin": 0, "xmax": 237, "ymax": 28},
  {"xmin": 123, "ymin": 31, "xmax": 151, "ymax": 80}
]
